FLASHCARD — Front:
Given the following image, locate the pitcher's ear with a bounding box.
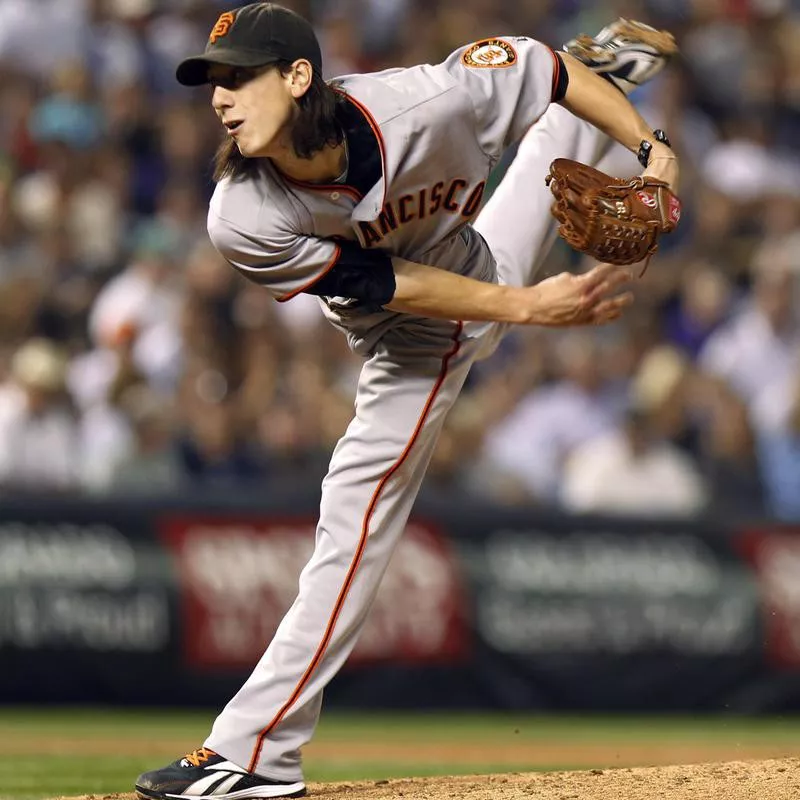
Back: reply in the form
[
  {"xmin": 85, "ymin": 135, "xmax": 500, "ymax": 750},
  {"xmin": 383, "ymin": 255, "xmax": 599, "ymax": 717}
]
[{"xmin": 289, "ymin": 59, "xmax": 313, "ymax": 98}]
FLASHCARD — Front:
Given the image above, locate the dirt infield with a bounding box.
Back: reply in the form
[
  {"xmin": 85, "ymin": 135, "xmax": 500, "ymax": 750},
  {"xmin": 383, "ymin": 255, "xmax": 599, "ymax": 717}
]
[
  {"xmin": 51, "ymin": 758, "xmax": 800, "ymax": 800},
  {"xmin": 21, "ymin": 727, "xmax": 800, "ymax": 800}
]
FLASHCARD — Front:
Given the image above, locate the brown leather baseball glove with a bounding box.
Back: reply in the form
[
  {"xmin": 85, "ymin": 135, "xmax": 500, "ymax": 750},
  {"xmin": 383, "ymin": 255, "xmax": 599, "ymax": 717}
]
[{"xmin": 545, "ymin": 158, "xmax": 682, "ymax": 270}]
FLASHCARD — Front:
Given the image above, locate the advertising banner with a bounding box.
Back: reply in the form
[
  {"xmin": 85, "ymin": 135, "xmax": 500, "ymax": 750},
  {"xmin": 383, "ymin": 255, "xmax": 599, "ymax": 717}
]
[
  {"xmin": 466, "ymin": 527, "xmax": 759, "ymax": 658},
  {"xmin": 1, "ymin": 495, "xmax": 799, "ymax": 710},
  {"xmin": 738, "ymin": 528, "xmax": 800, "ymax": 668},
  {"xmin": 436, "ymin": 514, "xmax": 768, "ymax": 710},
  {"xmin": 158, "ymin": 514, "xmax": 469, "ymax": 670},
  {"xmin": 0, "ymin": 511, "xmax": 170, "ymax": 655}
]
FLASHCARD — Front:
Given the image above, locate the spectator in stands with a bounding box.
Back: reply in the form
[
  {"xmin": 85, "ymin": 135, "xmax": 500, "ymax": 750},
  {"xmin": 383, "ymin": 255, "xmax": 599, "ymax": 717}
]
[
  {"xmin": 0, "ymin": 338, "xmax": 79, "ymax": 490},
  {"xmin": 0, "ymin": 1, "xmax": 796, "ymax": 520},
  {"xmin": 664, "ymin": 261, "xmax": 734, "ymax": 358},
  {"xmin": 756, "ymin": 365, "xmax": 800, "ymax": 521},
  {"xmin": 108, "ymin": 384, "xmax": 182, "ymax": 493},
  {"xmin": 684, "ymin": 370, "xmax": 764, "ymax": 518},
  {"xmin": 76, "ymin": 218, "xmax": 184, "ymax": 405},
  {"xmin": 560, "ymin": 402, "xmax": 708, "ymax": 517},
  {"xmin": 699, "ymin": 261, "xmax": 800, "ymax": 407},
  {"xmin": 0, "ymin": 160, "xmax": 38, "ymax": 286},
  {"xmin": 77, "ymin": 355, "xmax": 138, "ymax": 493},
  {"xmin": 631, "ymin": 344, "xmax": 764, "ymax": 517},
  {"xmin": 426, "ymin": 394, "xmax": 532, "ymax": 504},
  {"xmin": 0, "ymin": 0, "xmax": 87, "ymax": 80},
  {"xmin": 482, "ymin": 330, "xmax": 627, "ymax": 505},
  {"xmin": 175, "ymin": 395, "xmax": 266, "ymax": 488}
]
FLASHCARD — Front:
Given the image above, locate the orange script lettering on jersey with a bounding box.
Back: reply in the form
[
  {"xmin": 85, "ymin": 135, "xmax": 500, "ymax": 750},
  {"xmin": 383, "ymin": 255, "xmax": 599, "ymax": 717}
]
[
  {"xmin": 209, "ymin": 11, "xmax": 235, "ymax": 43},
  {"xmin": 357, "ymin": 179, "xmax": 486, "ymax": 247}
]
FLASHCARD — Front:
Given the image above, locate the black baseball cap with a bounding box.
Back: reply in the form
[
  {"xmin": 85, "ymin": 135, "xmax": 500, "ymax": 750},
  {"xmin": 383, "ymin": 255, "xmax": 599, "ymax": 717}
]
[{"xmin": 176, "ymin": 3, "xmax": 322, "ymax": 87}]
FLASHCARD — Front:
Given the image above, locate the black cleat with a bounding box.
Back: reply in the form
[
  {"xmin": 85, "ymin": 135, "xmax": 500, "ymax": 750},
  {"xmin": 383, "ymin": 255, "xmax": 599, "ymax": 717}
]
[
  {"xmin": 563, "ymin": 18, "xmax": 678, "ymax": 94},
  {"xmin": 135, "ymin": 748, "xmax": 307, "ymax": 799}
]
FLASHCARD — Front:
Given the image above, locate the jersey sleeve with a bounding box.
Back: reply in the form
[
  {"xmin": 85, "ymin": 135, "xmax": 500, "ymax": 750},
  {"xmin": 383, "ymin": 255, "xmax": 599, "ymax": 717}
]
[
  {"xmin": 442, "ymin": 35, "xmax": 563, "ymax": 160},
  {"xmin": 208, "ymin": 206, "xmax": 341, "ymax": 303}
]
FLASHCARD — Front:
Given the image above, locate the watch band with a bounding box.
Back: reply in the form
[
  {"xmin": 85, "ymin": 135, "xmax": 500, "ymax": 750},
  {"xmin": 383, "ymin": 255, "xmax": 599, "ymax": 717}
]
[{"xmin": 637, "ymin": 129, "xmax": 672, "ymax": 168}]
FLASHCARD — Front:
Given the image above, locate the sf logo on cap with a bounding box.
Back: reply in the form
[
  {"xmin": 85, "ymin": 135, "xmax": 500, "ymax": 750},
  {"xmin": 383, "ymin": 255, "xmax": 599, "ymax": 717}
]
[{"xmin": 209, "ymin": 11, "xmax": 235, "ymax": 43}]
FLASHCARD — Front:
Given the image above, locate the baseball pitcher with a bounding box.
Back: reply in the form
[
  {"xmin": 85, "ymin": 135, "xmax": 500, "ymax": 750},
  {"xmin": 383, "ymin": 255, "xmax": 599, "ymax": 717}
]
[{"xmin": 136, "ymin": 4, "xmax": 679, "ymax": 798}]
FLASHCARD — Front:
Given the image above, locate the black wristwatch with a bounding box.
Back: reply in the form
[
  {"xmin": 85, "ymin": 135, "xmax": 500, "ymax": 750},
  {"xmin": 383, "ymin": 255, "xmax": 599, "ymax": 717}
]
[{"xmin": 637, "ymin": 130, "xmax": 672, "ymax": 168}]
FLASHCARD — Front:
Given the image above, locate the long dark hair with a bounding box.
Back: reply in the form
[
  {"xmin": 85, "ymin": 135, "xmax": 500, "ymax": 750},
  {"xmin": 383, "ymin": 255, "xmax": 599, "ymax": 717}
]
[{"xmin": 213, "ymin": 61, "xmax": 345, "ymax": 183}]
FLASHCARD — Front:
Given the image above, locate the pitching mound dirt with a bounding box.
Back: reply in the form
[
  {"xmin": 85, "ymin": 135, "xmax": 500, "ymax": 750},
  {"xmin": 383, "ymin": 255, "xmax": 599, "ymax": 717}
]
[{"xmin": 52, "ymin": 757, "xmax": 800, "ymax": 800}]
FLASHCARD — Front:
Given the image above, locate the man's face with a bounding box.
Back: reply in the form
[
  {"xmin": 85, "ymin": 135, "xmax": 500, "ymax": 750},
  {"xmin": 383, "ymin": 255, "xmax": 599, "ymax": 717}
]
[
  {"xmin": 209, "ymin": 64, "xmax": 297, "ymax": 158},
  {"xmin": 755, "ymin": 268, "xmax": 794, "ymax": 330}
]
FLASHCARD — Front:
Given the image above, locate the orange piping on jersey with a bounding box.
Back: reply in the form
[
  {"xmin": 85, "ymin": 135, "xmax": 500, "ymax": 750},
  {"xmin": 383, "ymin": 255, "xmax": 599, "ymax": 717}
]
[
  {"xmin": 548, "ymin": 47, "xmax": 562, "ymax": 103},
  {"xmin": 278, "ymin": 171, "xmax": 363, "ymax": 203},
  {"xmin": 278, "ymin": 92, "xmax": 386, "ymax": 208},
  {"xmin": 333, "ymin": 89, "xmax": 389, "ymax": 212},
  {"xmin": 277, "ymin": 242, "xmax": 342, "ymax": 302},
  {"xmin": 247, "ymin": 321, "xmax": 464, "ymax": 772}
]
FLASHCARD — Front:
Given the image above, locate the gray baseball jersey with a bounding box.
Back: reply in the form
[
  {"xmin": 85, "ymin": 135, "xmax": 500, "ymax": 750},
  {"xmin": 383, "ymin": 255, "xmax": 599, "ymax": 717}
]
[
  {"xmin": 203, "ymin": 36, "xmax": 610, "ymax": 782},
  {"xmin": 208, "ymin": 36, "xmax": 562, "ymax": 353}
]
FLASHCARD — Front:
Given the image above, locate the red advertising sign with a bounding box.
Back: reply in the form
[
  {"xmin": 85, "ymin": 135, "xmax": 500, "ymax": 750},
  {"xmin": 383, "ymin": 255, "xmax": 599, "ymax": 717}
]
[
  {"xmin": 159, "ymin": 515, "xmax": 469, "ymax": 670},
  {"xmin": 738, "ymin": 528, "xmax": 800, "ymax": 667}
]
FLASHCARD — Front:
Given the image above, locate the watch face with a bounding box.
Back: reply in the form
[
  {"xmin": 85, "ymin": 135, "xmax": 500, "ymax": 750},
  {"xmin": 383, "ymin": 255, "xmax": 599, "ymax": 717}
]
[
  {"xmin": 638, "ymin": 141, "xmax": 653, "ymax": 168},
  {"xmin": 654, "ymin": 130, "xmax": 672, "ymax": 147}
]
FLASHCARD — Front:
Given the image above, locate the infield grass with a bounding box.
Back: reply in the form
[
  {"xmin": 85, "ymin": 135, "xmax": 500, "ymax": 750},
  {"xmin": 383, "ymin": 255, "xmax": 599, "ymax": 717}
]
[{"xmin": 1, "ymin": 708, "xmax": 800, "ymax": 800}]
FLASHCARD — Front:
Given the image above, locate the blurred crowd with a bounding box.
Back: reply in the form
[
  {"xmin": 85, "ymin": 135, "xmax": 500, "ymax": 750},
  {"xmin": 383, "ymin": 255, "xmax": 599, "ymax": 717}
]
[{"xmin": 0, "ymin": 0, "xmax": 799, "ymax": 521}]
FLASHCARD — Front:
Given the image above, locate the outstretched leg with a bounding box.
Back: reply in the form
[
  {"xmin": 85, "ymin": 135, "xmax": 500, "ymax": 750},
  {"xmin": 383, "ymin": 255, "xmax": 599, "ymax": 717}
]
[
  {"xmin": 136, "ymin": 320, "xmax": 482, "ymax": 799},
  {"xmin": 474, "ymin": 18, "xmax": 677, "ymax": 289}
]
